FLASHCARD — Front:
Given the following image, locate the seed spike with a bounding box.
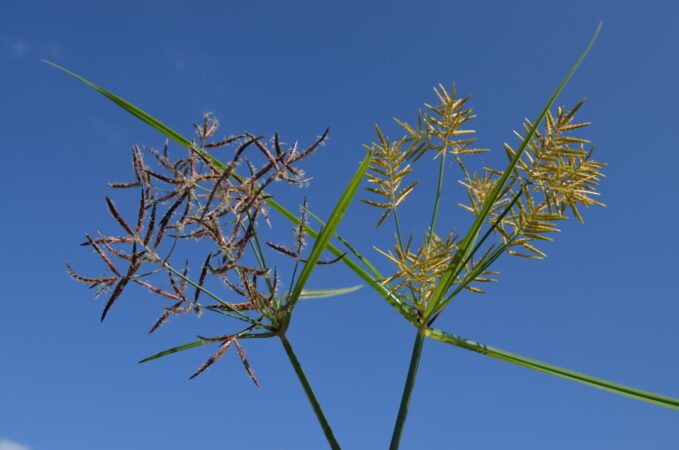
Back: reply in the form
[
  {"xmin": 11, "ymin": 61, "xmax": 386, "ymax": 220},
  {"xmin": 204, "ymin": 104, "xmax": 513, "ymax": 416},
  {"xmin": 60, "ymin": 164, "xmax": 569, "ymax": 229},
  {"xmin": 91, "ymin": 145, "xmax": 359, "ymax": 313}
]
[
  {"xmin": 105, "ymin": 197, "xmax": 136, "ymax": 237},
  {"xmin": 189, "ymin": 338, "xmax": 233, "ymax": 380}
]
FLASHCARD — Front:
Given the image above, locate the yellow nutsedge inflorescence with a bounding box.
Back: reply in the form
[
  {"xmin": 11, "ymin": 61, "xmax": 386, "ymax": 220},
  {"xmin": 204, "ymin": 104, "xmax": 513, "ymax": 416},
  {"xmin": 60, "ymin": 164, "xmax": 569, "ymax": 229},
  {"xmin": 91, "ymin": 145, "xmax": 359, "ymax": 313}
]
[
  {"xmin": 375, "ymin": 231, "xmax": 498, "ymax": 312},
  {"xmin": 397, "ymin": 83, "xmax": 488, "ymax": 171},
  {"xmin": 361, "ymin": 128, "xmax": 418, "ymax": 228},
  {"xmin": 363, "ymin": 85, "xmax": 606, "ymax": 308},
  {"xmin": 67, "ymin": 112, "xmax": 333, "ymax": 382},
  {"xmin": 459, "ymin": 99, "xmax": 606, "ymax": 259}
]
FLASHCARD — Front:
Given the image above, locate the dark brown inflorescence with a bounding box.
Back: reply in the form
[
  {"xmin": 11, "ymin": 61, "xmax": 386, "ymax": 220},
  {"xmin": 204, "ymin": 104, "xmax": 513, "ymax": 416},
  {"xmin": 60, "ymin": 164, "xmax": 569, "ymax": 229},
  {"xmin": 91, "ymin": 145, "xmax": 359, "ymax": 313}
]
[{"xmin": 67, "ymin": 113, "xmax": 332, "ymax": 382}]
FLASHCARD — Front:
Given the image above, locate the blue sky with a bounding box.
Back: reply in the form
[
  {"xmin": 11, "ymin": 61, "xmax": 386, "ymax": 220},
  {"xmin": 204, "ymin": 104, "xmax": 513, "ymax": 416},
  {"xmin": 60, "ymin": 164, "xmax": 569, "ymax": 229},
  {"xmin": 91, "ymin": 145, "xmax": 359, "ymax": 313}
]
[{"xmin": 2, "ymin": 1, "xmax": 679, "ymax": 449}]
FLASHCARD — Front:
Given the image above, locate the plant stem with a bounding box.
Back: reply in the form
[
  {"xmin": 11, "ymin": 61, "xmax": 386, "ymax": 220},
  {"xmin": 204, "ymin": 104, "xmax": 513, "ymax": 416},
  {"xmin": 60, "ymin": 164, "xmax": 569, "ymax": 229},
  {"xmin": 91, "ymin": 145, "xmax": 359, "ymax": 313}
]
[
  {"xmin": 393, "ymin": 208, "xmax": 421, "ymax": 304},
  {"xmin": 162, "ymin": 262, "xmax": 260, "ymax": 324},
  {"xmin": 393, "ymin": 207, "xmax": 406, "ymax": 250},
  {"xmin": 245, "ymin": 216, "xmax": 275, "ymax": 296},
  {"xmin": 390, "ymin": 326, "xmax": 426, "ymax": 449},
  {"xmin": 279, "ymin": 333, "xmax": 340, "ymax": 450},
  {"xmin": 427, "ymin": 150, "xmax": 447, "ymax": 244}
]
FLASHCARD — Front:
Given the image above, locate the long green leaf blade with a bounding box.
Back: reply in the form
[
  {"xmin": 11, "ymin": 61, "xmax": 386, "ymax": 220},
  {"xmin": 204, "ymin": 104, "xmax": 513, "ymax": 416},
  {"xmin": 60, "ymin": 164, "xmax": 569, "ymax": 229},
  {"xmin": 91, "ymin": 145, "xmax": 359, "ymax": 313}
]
[
  {"xmin": 305, "ymin": 207, "xmax": 385, "ymax": 281},
  {"xmin": 277, "ymin": 285, "xmax": 363, "ymax": 303},
  {"xmin": 426, "ymin": 327, "xmax": 679, "ymax": 410},
  {"xmin": 42, "ymin": 60, "xmax": 193, "ymax": 150},
  {"xmin": 138, "ymin": 331, "xmax": 278, "ymax": 364},
  {"xmin": 286, "ymin": 152, "xmax": 372, "ymax": 311},
  {"xmin": 138, "ymin": 340, "xmax": 210, "ymax": 364},
  {"xmin": 296, "ymin": 285, "xmax": 363, "ymax": 300},
  {"xmin": 44, "ymin": 59, "xmax": 239, "ymax": 178}
]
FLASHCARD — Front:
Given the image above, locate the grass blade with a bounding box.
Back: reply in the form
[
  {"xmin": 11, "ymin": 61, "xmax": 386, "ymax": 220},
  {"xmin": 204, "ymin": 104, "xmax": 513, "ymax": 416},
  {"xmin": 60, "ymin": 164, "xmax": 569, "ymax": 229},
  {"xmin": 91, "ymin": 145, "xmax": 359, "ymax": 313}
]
[
  {"xmin": 42, "ymin": 60, "xmax": 193, "ymax": 149},
  {"xmin": 295, "ymin": 285, "xmax": 363, "ymax": 300},
  {"xmin": 138, "ymin": 340, "xmax": 210, "ymax": 364},
  {"xmin": 138, "ymin": 331, "xmax": 278, "ymax": 365},
  {"xmin": 426, "ymin": 327, "xmax": 679, "ymax": 410},
  {"xmin": 286, "ymin": 151, "xmax": 372, "ymax": 311},
  {"xmin": 305, "ymin": 207, "xmax": 384, "ymax": 281}
]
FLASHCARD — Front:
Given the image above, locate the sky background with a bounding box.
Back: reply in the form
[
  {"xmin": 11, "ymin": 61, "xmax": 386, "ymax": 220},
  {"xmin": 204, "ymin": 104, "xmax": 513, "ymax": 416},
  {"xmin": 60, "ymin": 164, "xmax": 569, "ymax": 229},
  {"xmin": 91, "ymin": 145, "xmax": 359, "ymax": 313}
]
[{"xmin": 2, "ymin": 1, "xmax": 679, "ymax": 449}]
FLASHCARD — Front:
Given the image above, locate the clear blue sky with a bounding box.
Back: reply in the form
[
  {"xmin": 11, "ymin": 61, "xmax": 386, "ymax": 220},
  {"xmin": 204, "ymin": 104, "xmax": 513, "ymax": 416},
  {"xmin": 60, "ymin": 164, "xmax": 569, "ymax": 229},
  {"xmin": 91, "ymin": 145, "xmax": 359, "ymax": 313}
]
[{"xmin": 2, "ymin": 1, "xmax": 678, "ymax": 449}]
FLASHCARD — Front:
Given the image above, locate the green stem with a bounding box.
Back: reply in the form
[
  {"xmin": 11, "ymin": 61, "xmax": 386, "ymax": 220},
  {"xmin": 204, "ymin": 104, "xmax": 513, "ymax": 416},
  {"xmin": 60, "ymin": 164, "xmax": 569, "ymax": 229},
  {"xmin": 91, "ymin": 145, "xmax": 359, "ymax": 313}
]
[
  {"xmin": 393, "ymin": 208, "xmax": 420, "ymax": 305},
  {"xmin": 245, "ymin": 216, "xmax": 275, "ymax": 296},
  {"xmin": 279, "ymin": 334, "xmax": 341, "ymax": 450},
  {"xmin": 393, "ymin": 207, "xmax": 406, "ymax": 250},
  {"xmin": 162, "ymin": 262, "xmax": 260, "ymax": 325},
  {"xmin": 390, "ymin": 327, "xmax": 426, "ymax": 449},
  {"xmin": 427, "ymin": 150, "xmax": 447, "ymax": 244}
]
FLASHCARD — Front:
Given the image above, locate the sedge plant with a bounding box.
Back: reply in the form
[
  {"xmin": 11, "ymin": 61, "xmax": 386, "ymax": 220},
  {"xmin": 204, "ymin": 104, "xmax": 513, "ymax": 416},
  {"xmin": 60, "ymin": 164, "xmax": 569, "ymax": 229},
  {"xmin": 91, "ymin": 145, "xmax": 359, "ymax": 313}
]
[{"xmin": 51, "ymin": 22, "xmax": 679, "ymax": 449}]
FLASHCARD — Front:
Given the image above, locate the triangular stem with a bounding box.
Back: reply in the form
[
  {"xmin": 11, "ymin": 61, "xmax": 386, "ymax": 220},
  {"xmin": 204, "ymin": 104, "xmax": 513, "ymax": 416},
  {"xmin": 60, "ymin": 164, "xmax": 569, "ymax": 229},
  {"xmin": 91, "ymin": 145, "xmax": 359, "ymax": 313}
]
[{"xmin": 390, "ymin": 326, "xmax": 426, "ymax": 449}]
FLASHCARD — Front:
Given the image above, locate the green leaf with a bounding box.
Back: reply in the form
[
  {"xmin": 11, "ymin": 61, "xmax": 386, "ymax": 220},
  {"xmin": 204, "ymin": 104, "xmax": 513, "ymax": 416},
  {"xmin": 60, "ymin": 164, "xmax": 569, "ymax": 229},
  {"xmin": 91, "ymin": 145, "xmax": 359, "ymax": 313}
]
[
  {"xmin": 138, "ymin": 340, "xmax": 210, "ymax": 364},
  {"xmin": 425, "ymin": 22, "xmax": 603, "ymax": 319},
  {"xmin": 299, "ymin": 285, "xmax": 362, "ymax": 299},
  {"xmin": 305, "ymin": 208, "xmax": 415, "ymax": 320},
  {"xmin": 305, "ymin": 207, "xmax": 384, "ymax": 279},
  {"xmin": 44, "ymin": 60, "xmax": 239, "ymax": 180},
  {"xmin": 42, "ymin": 60, "xmax": 193, "ymax": 150},
  {"xmin": 426, "ymin": 327, "xmax": 679, "ymax": 411},
  {"xmin": 280, "ymin": 285, "xmax": 363, "ymax": 301},
  {"xmin": 286, "ymin": 152, "xmax": 372, "ymax": 312},
  {"xmin": 239, "ymin": 332, "xmax": 277, "ymax": 339},
  {"xmin": 138, "ymin": 331, "xmax": 279, "ymax": 364}
]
